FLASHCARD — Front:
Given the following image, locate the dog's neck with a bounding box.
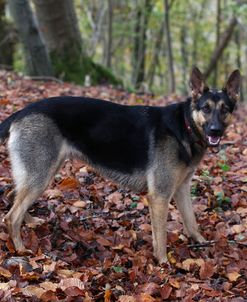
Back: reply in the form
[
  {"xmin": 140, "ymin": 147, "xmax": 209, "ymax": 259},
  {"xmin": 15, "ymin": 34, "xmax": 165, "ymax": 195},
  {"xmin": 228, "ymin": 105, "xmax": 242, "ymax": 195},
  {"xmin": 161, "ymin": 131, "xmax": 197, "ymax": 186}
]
[{"xmin": 183, "ymin": 100, "xmax": 207, "ymax": 149}]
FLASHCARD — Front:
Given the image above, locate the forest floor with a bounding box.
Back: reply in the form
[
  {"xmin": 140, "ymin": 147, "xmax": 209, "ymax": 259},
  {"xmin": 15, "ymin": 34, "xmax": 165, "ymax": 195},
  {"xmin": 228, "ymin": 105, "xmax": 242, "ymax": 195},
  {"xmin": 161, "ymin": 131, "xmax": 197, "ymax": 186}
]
[{"xmin": 0, "ymin": 70, "xmax": 246, "ymax": 301}]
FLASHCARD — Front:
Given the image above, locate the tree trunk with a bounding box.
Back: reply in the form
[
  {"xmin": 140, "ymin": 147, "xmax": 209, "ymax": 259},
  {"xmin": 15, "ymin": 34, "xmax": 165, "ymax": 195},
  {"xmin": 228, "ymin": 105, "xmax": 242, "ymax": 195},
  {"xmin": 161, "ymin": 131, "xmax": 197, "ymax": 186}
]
[
  {"xmin": 164, "ymin": 0, "xmax": 175, "ymax": 93},
  {"xmin": 148, "ymin": 17, "xmax": 165, "ymax": 89},
  {"xmin": 106, "ymin": 0, "xmax": 113, "ymax": 68},
  {"xmin": 33, "ymin": 0, "xmax": 120, "ymax": 85},
  {"xmin": 33, "ymin": 0, "xmax": 82, "ymax": 82},
  {"xmin": 191, "ymin": 0, "xmax": 207, "ymax": 66},
  {"xmin": 8, "ymin": 0, "xmax": 53, "ymax": 76},
  {"xmin": 204, "ymin": 17, "xmax": 237, "ymax": 79},
  {"xmin": 132, "ymin": 0, "xmax": 152, "ymax": 89},
  {"xmin": 0, "ymin": 0, "xmax": 16, "ymax": 68},
  {"xmin": 235, "ymin": 27, "xmax": 243, "ymax": 101},
  {"xmin": 180, "ymin": 25, "xmax": 188, "ymax": 94},
  {"xmin": 213, "ymin": 0, "xmax": 221, "ymax": 86},
  {"xmin": 88, "ymin": 2, "xmax": 107, "ymax": 58}
]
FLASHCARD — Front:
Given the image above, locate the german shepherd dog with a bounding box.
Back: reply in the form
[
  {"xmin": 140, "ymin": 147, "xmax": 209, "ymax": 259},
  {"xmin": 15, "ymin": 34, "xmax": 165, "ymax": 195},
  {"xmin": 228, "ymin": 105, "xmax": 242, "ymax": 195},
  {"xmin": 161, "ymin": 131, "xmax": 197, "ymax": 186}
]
[{"xmin": 0, "ymin": 67, "xmax": 240, "ymax": 264}]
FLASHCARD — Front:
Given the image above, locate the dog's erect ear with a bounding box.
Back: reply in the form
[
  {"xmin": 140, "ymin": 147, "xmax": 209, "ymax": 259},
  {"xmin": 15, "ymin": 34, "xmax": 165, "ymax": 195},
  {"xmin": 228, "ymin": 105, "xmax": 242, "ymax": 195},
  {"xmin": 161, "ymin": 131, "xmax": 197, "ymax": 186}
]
[
  {"xmin": 224, "ymin": 70, "xmax": 241, "ymax": 102},
  {"xmin": 189, "ymin": 67, "xmax": 208, "ymax": 99}
]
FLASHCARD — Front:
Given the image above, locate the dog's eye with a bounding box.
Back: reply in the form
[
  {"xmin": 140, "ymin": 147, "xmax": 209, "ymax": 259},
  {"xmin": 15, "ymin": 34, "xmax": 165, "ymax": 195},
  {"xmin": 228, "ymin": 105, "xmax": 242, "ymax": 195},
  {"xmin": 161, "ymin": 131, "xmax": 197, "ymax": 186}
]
[
  {"xmin": 202, "ymin": 104, "xmax": 211, "ymax": 114},
  {"xmin": 221, "ymin": 106, "xmax": 229, "ymax": 114}
]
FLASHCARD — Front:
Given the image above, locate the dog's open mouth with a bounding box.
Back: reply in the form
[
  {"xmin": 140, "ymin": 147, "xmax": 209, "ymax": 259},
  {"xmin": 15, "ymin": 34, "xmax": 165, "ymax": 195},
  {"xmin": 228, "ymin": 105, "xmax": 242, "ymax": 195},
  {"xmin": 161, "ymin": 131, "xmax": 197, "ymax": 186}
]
[{"xmin": 206, "ymin": 135, "xmax": 221, "ymax": 146}]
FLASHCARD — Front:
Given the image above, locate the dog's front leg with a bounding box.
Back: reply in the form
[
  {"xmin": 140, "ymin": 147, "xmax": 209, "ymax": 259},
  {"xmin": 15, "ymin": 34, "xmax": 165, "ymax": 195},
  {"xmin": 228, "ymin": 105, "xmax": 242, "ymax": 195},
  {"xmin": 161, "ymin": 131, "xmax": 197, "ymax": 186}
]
[
  {"xmin": 173, "ymin": 178, "xmax": 206, "ymax": 243},
  {"xmin": 148, "ymin": 193, "xmax": 170, "ymax": 264}
]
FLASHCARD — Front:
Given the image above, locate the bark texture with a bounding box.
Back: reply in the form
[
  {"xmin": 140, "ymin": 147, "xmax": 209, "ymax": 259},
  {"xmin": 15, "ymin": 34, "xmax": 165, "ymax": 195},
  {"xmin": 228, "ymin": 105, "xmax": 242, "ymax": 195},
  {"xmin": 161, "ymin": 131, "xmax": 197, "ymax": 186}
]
[
  {"xmin": 164, "ymin": 0, "xmax": 175, "ymax": 93},
  {"xmin": 33, "ymin": 0, "xmax": 120, "ymax": 85},
  {"xmin": 132, "ymin": 0, "xmax": 152, "ymax": 89},
  {"xmin": 0, "ymin": 0, "xmax": 16, "ymax": 68},
  {"xmin": 8, "ymin": 0, "xmax": 53, "ymax": 76}
]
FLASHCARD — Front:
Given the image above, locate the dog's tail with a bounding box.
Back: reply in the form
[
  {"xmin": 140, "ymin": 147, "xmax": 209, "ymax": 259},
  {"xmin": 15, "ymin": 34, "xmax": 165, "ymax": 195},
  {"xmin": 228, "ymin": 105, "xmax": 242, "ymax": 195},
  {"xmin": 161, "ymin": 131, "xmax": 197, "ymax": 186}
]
[{"xmin": 0, "ymin": 111, "xmax": 19, "ymax": 144}]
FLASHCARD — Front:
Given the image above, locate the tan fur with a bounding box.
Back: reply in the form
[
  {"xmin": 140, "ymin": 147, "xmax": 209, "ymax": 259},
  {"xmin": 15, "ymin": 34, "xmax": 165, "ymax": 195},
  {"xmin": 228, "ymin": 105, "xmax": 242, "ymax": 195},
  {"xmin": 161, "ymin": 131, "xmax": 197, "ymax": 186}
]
[
  {"xmin": 173, "ymin": 173, "xmax": 205, "ymax": 243},
  {"xmin": 192, "ymin": 110, "xmax": 205, "ymax": 135},
  {"xmin": 4, "ymin": 187, "xmax": 29, "ymax": 253},
  {"xmin": 224, "ymin": 114, "xmax": 232, "ymax": 125},
  {"xmin": 146, "ymin": 136, "xmax": 201, "ymax": 263}
]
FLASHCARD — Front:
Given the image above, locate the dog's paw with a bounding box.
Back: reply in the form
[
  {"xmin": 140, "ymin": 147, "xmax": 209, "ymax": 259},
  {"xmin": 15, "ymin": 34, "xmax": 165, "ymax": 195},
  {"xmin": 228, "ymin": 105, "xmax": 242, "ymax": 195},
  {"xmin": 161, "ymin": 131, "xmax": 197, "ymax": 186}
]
[
  {"xmin": 159, "ymin": 257, "xmax": 168, "ymax": 265},
  {"xmin": 193, "ymin": 233, "xmax": 206, "ymax": 243},
  {"xmin": 16, "ymin": 246, "xmax": 33, "ymax": 256},
  {"xmin": 24, "ymin": 213, "xmax": 45, "ymax": 228},
  {"xmin": 188, "ymin": 230, "xmax": 206, "ymax": 243}
]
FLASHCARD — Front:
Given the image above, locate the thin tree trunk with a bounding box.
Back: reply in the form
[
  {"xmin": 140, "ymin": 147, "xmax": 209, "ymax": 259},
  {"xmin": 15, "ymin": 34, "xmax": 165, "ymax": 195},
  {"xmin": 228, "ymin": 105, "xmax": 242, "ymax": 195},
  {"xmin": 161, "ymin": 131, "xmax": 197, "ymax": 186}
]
[
  {"xmin": 148, "ymin": 17, "xmax": 165, "ymax": 88},
  {"xmin": 89, "ymin": 2, "xmax": 107, "ymax": 58},
  {"xmin": 148, "ymin": 0, "xmax": 175, "ymax": 89},
  {"xmin": 235, "ymin": 27, "xmax": 243, "ymax": 101},
  {"xmin": 180, "ymin": 25, "xmax": 188, "ymax": 94},
  {"xmin": 204, "ymin": 17, "xmax": 237, "ymax": 79},
  {"xmin": 164, "ymin": 0, "xmax": 175, "ymax": 93},
  {"xmin": 213, "ymin": 0, "xmax": 221, "ymax": 86},
  {"xmin": 106, "ymin": 0, "xmax": 113, "ymax": 68},
  {"xmin": 191, "ymin": 0, "xmax": 207, "ymax": 65},
  {"xmin": 132, "ymin": 0, "xmax": 152, "ymax": 89},
  {"xmin": 132, "ymin": 3, "xmax": 142, "ymax": 86},
  {"xmin": 8, "ymin": 0, "xmax": 53, "ymax": 76}
]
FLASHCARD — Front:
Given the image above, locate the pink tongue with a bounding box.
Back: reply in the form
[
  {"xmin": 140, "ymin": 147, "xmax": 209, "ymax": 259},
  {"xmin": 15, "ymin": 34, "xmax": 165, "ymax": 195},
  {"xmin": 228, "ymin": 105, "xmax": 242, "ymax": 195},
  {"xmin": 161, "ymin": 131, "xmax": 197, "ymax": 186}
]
[{"xmin": 210, "ymin": 136, "xmax": 219, "ymax": 143}]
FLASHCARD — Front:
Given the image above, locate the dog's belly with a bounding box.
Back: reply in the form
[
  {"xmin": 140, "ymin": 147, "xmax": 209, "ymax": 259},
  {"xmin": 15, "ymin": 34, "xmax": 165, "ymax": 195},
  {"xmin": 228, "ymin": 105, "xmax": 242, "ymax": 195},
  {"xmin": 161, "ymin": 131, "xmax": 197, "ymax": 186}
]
[{"xmin": 93, "ymin": 165, "xmax": 148, "ymax": 193}]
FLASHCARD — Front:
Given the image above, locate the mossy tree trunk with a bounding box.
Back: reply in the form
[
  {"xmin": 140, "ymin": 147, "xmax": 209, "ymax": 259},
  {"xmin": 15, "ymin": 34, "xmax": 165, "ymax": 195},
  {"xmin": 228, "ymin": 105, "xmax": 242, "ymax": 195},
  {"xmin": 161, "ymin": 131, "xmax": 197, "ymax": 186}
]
[
  {"xmin": 33, "ymin": 0, "xmax": 120, "ymax": 85},
  {"xmin": 0, "ymin": 0, "xmax": 16, "ymax": 68},
  {"xmin": 8, "ymin": 0, "xmax": 53, "ymax": 76}
]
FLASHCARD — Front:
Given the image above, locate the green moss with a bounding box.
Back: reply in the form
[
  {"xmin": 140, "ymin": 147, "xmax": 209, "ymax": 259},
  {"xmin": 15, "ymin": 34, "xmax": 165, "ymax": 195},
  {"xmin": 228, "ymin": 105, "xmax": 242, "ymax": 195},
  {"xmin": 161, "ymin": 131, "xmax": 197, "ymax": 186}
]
[{"xmin": 50, "ymin": 46, "xmax": 122, "ymax": 86}]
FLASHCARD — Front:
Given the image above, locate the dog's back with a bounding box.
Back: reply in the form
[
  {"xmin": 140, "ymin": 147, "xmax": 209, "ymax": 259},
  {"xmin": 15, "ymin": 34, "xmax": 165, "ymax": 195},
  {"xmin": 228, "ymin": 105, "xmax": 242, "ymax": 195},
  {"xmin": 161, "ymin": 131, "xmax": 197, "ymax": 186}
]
[{"xmin": 1, "ymin": 97, "xmax": 161, "ymax": 193}]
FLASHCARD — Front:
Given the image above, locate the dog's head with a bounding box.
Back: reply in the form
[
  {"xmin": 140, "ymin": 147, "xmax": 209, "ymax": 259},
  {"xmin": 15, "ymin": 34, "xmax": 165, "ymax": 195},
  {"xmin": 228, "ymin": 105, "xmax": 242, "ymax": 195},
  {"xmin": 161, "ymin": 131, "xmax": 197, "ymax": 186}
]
[{"xmin": 189, "ymin": 67, "xmax": 241, "ymax": 147}]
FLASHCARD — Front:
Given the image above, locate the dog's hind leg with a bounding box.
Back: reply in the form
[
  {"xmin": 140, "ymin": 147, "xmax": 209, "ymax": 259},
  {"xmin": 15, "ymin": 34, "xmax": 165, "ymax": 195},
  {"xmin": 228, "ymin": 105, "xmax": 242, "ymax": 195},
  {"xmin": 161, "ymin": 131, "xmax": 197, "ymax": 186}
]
[
  {"xmin": 4, "ymin": 118, "xmax": 64, "ymax": 253},
  {"xmin": 6, "ymin": 189, "xmax": 45, "ymax": 227},
  {"xmin": 4, "ymin": 186, "xmax": 45, "ymax": 253},
  {"xmin": 4, "ymin": 158, "xmax": 63, "ymax": 253}
]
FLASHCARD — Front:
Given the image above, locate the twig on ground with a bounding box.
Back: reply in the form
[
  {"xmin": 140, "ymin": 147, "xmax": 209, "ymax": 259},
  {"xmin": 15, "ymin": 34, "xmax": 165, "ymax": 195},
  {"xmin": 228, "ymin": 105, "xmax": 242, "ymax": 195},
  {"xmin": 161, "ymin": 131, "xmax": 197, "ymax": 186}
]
[
  {"xmin": 25, "ymin": 76, "xmax": 64, "ymax": 84},
  {"xmin": 188, "ymin": 240, "xmax": 216, "ymax": 248}
]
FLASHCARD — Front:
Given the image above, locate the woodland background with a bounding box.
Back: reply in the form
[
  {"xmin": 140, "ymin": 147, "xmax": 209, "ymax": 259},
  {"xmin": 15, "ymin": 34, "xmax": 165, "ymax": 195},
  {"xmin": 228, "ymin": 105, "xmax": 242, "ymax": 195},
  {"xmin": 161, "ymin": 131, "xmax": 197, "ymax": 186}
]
[
  {"xmin": 0, "ymin": 0, "xmax": 246, "ymax": 301},
  {"xmin": 1, "ymin": 0, "xmax": 247, "ymax": 96}
]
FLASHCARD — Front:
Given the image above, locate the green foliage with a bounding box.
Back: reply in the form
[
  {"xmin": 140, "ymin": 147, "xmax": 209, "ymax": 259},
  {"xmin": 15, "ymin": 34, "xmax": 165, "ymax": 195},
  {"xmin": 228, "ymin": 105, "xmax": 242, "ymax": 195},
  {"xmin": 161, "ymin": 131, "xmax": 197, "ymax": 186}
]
[
  {"xmin": 217, "ymin": 150, "xmax": 230, "ymax": 172},
  {"xmin": 13, "ymin": 43, "xmax": 25, "ymax": 72},
  {"xmin": 112, "ymin": 266, "xmax": 123, "ymax": 273},
  {"xmin": 191, "ymin": 183, "xmax": 198, "ymax": 197},
  {"xmin": 218, "ymin": 162, "xmax": 230, "ymax": 172},
  {"xmin": 201, "ymin": 169, "xmax": 210, "ymax": 177},
  {"xmin": 130, "ymin": 202, "xmax": 138, "ymax": 209},
  {"xmin": 215, "ymin": 191, "xmax": 231, "ymax": 209}
]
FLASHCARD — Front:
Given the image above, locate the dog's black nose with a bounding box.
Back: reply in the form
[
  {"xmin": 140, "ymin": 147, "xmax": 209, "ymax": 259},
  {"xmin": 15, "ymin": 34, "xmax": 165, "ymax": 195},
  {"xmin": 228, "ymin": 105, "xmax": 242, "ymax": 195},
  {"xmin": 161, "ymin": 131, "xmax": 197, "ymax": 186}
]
[{"xmin": 209, "ymin": 124, "xmax": 222, "ymax": 135}]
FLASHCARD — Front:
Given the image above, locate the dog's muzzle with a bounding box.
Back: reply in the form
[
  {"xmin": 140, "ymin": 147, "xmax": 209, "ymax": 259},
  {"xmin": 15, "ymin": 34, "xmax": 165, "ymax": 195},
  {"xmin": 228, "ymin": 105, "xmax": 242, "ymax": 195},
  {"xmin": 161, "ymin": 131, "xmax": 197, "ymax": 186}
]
[{"xmin": 206, "ymin": 135, "xmax": 221, "ymax": 146}]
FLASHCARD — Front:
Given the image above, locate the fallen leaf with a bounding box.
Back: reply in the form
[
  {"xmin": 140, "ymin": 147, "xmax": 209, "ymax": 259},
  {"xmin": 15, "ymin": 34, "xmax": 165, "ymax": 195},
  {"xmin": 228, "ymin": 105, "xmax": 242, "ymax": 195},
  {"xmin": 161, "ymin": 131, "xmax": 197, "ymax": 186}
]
[
  {"xmin": 226, "ymin": 272, "xmax": 241, "ymax": 282},
  {"xmin": 59, "ymin": 177, "xmax": 79, "ymax": 190},
  {"xmin": 104, "ymin": 283, "xmax": 111, "ymax": 302},
  {"xmin": 182, "ymin": 258, "xmax": 204, "ymax": 271},
  {"xmin": 21, "ymin": 286, "xmax": 45, "ymax": 298},
  {"xmin": 119, "ymin": 296, "xmax": 136, "ymax": 302},
  {"xmin": 199, "ymin": 261, "xmax": 215, "ymax": 279},
  {"xmin": 59, "ymin": 278, "xmax": 85, "ymax": 291}
]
